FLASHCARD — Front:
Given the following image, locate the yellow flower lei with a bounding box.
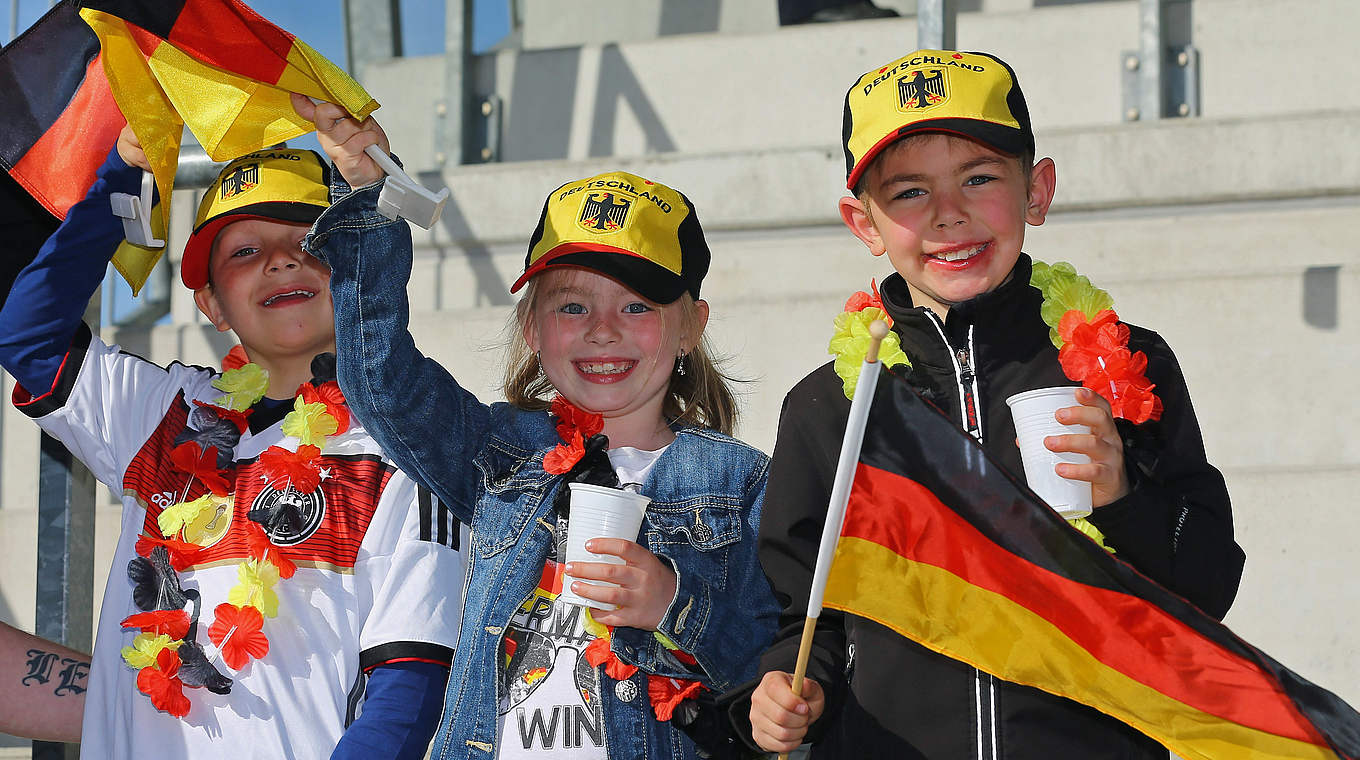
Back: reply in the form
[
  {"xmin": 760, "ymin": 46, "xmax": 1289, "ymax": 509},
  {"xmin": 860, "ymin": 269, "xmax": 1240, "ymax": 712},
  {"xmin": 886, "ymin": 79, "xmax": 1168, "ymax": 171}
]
[
  {"xmin": 830, "ymin": 275, "xmax": 1112, "ymax": 552},
  {"xmin": 123, "ymin": 359, "xmax": 351, "ymax": 716}
]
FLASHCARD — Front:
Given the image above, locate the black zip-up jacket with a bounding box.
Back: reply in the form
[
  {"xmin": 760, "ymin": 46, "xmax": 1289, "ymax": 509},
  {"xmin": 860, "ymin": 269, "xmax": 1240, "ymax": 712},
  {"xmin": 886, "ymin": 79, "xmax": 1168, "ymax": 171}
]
[{"xmin": 744, "ymin": 254, "xmax": 1245, "ymax": 759}]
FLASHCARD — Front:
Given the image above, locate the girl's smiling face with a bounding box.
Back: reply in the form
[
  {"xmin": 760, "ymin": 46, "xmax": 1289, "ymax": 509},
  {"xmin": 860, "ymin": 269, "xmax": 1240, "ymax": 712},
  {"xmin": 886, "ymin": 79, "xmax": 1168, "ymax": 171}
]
[{"xmin": 524, "ymin": 267, "xmax": 707, "ymax": 449}]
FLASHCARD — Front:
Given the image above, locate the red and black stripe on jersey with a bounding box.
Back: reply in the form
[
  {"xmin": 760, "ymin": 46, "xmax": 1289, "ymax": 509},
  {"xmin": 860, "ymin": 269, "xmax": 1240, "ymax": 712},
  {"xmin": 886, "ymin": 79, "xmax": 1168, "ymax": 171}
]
[{"xmin": 123, "ymin": 391, "xmax": 396, "ymax": 571}]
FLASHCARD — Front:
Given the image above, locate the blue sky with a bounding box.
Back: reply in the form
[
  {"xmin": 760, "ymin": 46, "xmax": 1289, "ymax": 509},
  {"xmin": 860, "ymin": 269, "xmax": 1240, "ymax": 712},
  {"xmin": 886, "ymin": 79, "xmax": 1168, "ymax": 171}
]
[{"xmin": 6, "ymin": 0, "xmax": 511, "ymax": 58}]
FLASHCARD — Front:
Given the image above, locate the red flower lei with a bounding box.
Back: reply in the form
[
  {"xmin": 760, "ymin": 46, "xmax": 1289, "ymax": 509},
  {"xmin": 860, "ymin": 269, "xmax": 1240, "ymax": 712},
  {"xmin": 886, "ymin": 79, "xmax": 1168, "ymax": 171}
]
[{"xmin": 121, "ymin": 355, "xmax": 348, "ymax": 719}]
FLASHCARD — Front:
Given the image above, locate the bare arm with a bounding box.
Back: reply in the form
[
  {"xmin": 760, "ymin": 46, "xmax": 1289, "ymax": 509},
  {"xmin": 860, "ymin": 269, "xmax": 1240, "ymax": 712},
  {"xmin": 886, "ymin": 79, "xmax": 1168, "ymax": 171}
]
[{"xmin": 0, "ymin": 621, "xmax": 88, "ymax": 743}]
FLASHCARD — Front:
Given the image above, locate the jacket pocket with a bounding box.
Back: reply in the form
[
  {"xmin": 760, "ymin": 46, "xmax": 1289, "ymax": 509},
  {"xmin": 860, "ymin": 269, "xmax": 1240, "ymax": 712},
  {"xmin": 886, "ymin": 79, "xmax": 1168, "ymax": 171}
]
[
  {"xmin": 643, "ymin": 499, "xmax": 743, "ymax": 589},
  {"xmin": 472, "ymin": 454, "xmax": 553, "ymax": 558}
]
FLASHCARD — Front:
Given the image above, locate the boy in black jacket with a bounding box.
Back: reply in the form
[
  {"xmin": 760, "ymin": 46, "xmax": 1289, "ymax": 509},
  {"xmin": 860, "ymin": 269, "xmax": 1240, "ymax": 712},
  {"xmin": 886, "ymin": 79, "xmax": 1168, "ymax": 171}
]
[{"xmin": 745, "ymin": 49, "xmax": 1245, "ymax": 758}]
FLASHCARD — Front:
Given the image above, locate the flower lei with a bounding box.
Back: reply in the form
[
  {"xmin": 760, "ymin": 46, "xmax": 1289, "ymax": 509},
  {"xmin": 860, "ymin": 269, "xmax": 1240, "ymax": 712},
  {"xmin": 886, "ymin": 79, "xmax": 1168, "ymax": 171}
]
[
  {"xmin": 541, "ymin": 396, "xmax": 707, "ymax": 722},
  {"xmin": 830, "ymin": 263, "xmax": 1165, "ymax": 551},
  {"xmin": 1030, "ymin": 261, "xmax": 1163, "ymax": 424},
  {"xmin": 120, "ymin": 355, "xmax": 349, "ymax": 717}
]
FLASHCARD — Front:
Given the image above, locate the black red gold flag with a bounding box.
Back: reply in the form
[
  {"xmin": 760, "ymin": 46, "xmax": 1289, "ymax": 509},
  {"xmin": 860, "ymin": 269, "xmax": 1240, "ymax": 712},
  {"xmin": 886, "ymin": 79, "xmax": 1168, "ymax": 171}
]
[
  {"xmin": 822, "ymin": 367, "xmax": 1360, "ymax": 760},
  {"xmin": 0, "ymin": 0, "xmax": 125, "ymax": 302},
  {"xmin": 75, "ymin": 0, "xmax": 378, "ymax": 293}
]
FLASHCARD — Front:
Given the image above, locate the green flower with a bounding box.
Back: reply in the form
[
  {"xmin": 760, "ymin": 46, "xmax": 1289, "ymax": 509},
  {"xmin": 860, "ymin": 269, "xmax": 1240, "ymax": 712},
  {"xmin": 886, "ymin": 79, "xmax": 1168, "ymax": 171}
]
[
  {"xmin": 121, "ymin": 632, "xmax": 182, "ymax": 670},
  {"xmin": 829, "ymin": 308, "xmax": 910, "ymax": 400},
  {"xmin": 212, "ymin": 364, "xmax": 270, "ymax": 411},
  {"xmin": 1031, "ymin": 260, "xmax": 1113, "ymax": 347},
  {"xmin": 157, "ymin": 494, "xmax": 215, "ymax": 538},
  {"xmin": 281, "ymin": 397, "xmax": 339, "ymax": 447},
  {"xmin": 229, "ymin": 560, "xmax": 281, "ymax": 618}
]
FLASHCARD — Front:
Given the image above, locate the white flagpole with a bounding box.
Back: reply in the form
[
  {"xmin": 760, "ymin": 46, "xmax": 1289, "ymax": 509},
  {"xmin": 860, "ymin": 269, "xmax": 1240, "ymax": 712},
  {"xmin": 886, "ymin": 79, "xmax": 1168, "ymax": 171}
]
[{"xmin": 779, "ymin": 319, "xmax": 889, "ymax": 760}]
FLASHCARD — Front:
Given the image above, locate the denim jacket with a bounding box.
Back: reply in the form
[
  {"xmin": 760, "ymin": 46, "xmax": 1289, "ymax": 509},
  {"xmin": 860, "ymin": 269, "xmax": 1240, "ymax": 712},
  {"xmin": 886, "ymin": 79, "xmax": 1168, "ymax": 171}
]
[{"xmin": 308, "ymin": 181, "xmax": 779, "ymax": 760}]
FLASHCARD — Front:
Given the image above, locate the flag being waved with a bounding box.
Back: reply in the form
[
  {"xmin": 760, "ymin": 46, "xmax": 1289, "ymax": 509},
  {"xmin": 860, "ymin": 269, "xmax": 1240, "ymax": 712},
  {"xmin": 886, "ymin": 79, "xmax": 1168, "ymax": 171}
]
[
  {"xmin": 820, "ymin": 367, "xmax": 1360, "ymax": 760},
  {"xmin": 0, "ymin": 1, "xmax": 125, "ymax": 298},
  {"xmin": 76, "ymin": 0, "xmax": 379, "ymax": 292}
]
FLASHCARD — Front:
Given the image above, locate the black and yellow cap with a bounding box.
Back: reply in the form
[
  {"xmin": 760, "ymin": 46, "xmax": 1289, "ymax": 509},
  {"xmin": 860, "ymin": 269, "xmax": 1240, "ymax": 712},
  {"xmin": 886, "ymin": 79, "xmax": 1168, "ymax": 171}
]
[
  {"xmin": 512, "ymin": 171, "xmax": 710, "ymax": 304},
  {"xmin": 181, "ymin": 148, "xmax": 330, "ymax": 290},
  {"xmin": 843, "ymin": 49, "xmax": 1034, "ymax": 191}
]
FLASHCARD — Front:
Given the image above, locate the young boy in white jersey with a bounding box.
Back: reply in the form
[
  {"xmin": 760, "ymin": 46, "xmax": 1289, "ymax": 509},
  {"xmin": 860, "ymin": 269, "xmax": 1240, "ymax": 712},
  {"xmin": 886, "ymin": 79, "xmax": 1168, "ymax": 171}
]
[{"xmin": 0, "ymin": 125, "xmax": 467, "ymax": 759}]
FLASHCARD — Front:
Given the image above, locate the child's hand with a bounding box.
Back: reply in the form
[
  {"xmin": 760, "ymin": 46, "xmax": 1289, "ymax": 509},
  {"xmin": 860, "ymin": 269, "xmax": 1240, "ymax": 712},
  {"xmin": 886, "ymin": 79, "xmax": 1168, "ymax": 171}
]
[
  {"xmin": 1045, "ymin": 387, "xmax": 1130, "ymax": 507},
  {"xmin": 116, "ymin": 125, "xmax": 151, "ymax": 172},
  {"xmin": 565, "ymin": 538, "xmax": 677, "ymax": 631},
  {"xmin": 750, "ymin": 670, "xmax": 824, "ymax": 753},
  {"xmin": 289, "ymin": 92, "xmax": 389, "ymax": 189}
]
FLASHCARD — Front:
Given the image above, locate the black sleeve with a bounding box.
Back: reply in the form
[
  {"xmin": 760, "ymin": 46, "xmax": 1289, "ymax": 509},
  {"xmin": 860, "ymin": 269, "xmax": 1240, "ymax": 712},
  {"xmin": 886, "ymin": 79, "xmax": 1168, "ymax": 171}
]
[
  {"xmin": 1087, "ymin": 329, "xmax": 1245, "ymax": 619},
  {"xmin": 729, "ymin": 365, "xmax": 853, "ymax": 748}
]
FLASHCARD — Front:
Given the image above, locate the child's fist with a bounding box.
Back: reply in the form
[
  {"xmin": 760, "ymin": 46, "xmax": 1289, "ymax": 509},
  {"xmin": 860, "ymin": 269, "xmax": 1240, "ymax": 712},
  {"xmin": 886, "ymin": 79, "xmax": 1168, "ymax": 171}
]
[
  {"xmin": 290, "ymin": 92, "xmax": 389, "ymax": 189},
  {"xmin": 750, "ymin": 670, "xmax": 824, "ymax": 753},
  {"xmin": 116, "ymin": 126, "xmax": 151, "ymax": 172},
  {"xmin": 564, "ymin": 538, "xmax": 677, "ymax": 631},
  {"xmin": 1046, "ymin": 386, "xmax": 1130, "ymax": 507}
]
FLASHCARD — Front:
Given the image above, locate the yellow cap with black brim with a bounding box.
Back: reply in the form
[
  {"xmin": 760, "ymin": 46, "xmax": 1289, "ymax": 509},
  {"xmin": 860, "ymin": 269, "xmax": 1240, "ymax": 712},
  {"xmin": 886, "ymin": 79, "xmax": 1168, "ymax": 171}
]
[
  {"xmin": 511, "ymin": 171, "xmax": 710, "ymax": 305},
  {"xmin": 180, "ymin": 148, "xmax": 330, "ymax": 290},
  {"xmin": 843, "ymin": 49, "xmax": 1034, "ymax": 191}
]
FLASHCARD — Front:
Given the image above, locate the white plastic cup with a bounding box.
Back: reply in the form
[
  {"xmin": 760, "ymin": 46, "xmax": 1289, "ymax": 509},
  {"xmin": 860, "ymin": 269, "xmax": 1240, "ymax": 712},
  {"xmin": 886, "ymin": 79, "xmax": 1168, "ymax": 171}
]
[
  {"xmin": 1006, "ymin": 386, "xmax": 1093, "ymax": 519},
  {"xmin": 558, "ymin": 483, "xmax": 651, "ymax": 609}
]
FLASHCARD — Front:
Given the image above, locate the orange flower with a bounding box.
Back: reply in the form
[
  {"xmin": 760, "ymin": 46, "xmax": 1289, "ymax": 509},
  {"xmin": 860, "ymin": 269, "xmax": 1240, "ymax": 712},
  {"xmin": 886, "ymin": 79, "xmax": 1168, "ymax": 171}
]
[
  {"xmin": 244, "ymin": 523, "xmax": 297, "ymax": 579},
  {"xmin": 582, "ymin": 636, "xmax": 638, "ymax": 680},
  {"xmin": 137, "ymin": 649, "xmax": 190, "ymax": 717},
  {"xmin": 121, "ymin": 609, "xmax": 191, "ymax": 639},
  {"xmin": 208, "ymin": 603, "xmax": 270, "ymax": 670},
  {"xmin": 542, "ymin": 431, "xmax": 585, "ymax": 475},
  {"xmin": 221, "ymin": 345, "xmax": 249, "ymax": 371},
  {"xmin": 1056, "ymin": 309, "xmax": 1163, "ymax": 423},
  {"xmin": 551, "ymin": 396, "xmax": 603, "ymax": 442},
  {"xmin": 170, "ymin": 441, "xmax": 230, "ymax": 495},
  {"xmin": 842, "ymin": 279, "xmax": 888, "ymax": 323},
  {"xmin": 647, "ymin": 675, "xmax": 704, "ymax": 721},
  {"xmin": 135, "ymin": 533, "xmax": 203, "ymax": 571},
  {"xmin": 298, "ymin": 382, "xmax": 350, "ymax": 435},
  {"xmin": 259, "ymin": 445, "xmax": 322, "ymax": 493}
]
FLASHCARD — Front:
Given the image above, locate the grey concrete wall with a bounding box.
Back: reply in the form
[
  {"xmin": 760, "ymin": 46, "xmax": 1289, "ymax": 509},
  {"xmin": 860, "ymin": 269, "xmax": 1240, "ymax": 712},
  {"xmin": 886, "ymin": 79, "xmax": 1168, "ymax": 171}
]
[{"xmin": 1, "ymin": 0, "xmax": 1357, "ymax": 753}]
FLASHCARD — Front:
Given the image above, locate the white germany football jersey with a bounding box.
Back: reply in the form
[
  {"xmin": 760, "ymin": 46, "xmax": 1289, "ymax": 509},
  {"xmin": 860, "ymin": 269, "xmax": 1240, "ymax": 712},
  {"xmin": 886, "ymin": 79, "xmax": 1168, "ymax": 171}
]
[{"xmin": 15, "ymin": 326, "xmax": 467, "ymax": 759}]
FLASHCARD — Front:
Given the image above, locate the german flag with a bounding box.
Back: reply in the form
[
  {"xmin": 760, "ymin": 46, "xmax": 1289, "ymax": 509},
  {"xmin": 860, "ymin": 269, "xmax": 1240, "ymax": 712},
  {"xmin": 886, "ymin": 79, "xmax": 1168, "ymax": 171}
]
[
  {"xmin": 823, "ymin": 367, "xmax": 1360, "ymax": 759},
  {"xmin": 75, "ymin": 0, "xmax": 378, "ymax": 292},
  {"xmin": 0, "ymin": 1, "xmax": 125, "ymax": 304}
]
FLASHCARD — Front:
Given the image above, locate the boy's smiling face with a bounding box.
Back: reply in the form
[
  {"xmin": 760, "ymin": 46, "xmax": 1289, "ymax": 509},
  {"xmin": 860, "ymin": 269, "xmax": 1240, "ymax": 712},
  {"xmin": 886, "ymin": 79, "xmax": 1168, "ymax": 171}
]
[
  {"xmin": 193, "ymin": 218, "xmax": 336, "ymax": 370},
  {"xmin": 840, "ymin": 133, "xmax": 1056, "ymax": 317}
]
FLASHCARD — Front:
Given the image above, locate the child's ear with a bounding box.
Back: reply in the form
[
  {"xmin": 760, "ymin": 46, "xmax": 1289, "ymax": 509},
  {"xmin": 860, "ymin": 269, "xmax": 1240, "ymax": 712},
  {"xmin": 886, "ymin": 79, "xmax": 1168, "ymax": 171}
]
[
  {"xmin": 685, "ymin": 299, "xmax": 710, "ymax": 352},
  {"xmin": 1024, "ymin": 157, "xmax": 1057, "ymax": 226},
  {"xmin": 522, "ymin": 312, "xmax": 540, "ymax": 353},
  {"xmin": 838, "ymin": 196, "xmax": 886, "ymax": 257},
  {"xmin": 193, "ymin": 287, "xmax": 232, "ymax": 333}
]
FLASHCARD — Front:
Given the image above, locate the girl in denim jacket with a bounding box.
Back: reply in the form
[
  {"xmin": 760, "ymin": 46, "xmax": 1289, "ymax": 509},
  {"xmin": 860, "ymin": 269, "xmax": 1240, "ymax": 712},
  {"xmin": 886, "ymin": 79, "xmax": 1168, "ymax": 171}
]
[{"xmin": 298, "ymin": 99, "xmax": 777, "ymax": 760}]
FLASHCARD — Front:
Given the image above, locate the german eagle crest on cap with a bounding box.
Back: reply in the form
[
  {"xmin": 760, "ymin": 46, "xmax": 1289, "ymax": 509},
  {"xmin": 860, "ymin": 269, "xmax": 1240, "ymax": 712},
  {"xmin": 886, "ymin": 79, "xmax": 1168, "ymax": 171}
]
[
  {"xmin": 220, "ymin": 163, "xmax": 260, "ymax": 200},
  {"xmin": 898, "ymin": 66, "xmax": 949, "ymax": 112},
  {"xmin": 578, "ymin": 190, "xmax": 633, "ymax": 234}
]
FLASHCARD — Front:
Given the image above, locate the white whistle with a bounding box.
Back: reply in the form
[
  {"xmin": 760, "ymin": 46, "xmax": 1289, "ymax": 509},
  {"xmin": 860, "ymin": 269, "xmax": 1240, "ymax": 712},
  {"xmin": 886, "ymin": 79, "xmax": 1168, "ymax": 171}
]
[
  {"xmin": 110, "ymin": 170, "xmax": 165, "ymax": 248},
  {"xmin": 364, "ymin": 144, "xmax": 448, "ymax": 229}
]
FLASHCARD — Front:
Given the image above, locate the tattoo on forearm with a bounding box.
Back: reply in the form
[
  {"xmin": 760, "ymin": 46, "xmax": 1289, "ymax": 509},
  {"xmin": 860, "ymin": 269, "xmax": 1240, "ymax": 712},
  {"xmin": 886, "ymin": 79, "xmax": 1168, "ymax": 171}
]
[{"xmin": 22, "ymin": 648, "xmax": 89, "ymax": 697}]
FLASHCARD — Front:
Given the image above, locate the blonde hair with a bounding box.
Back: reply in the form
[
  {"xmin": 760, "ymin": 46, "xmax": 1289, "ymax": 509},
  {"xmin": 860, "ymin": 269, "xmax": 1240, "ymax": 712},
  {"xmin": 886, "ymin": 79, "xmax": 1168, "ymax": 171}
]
[{"xmin": 502, "ymin": 275, "xmax": 740, "ymax": 436}]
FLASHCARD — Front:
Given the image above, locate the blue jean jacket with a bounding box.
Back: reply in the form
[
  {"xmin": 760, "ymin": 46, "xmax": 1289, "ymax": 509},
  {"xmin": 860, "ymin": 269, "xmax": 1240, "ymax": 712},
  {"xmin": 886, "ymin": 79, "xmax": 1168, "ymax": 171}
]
[{"xmin": 309, "ymin": 181, "xmax": 779, "ymax": 760}]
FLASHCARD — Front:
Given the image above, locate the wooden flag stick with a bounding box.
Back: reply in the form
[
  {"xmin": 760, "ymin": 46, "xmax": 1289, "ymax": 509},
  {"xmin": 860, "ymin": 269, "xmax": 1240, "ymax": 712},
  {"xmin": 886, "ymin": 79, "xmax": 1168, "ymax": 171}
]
[{"xmin": 779, "ymin": 320, "xmax": 888, "ymax": 760}]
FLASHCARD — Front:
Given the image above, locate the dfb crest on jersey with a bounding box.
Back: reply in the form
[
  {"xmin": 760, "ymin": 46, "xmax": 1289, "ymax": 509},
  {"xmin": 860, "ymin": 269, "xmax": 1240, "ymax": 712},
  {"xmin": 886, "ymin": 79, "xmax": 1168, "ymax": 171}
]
[
  {"xmin": 221, "ymin": 163, "xmax": 260, "ymax": 200},
  {"xmin": 248, "ymin": 483, "xmax": 325, "ymax": 545},
  {"xmin": 897, "ymin": 68, "xmax": 948, "ymax": 111},
  {"xmin": 578, "ymin": 191, "xmax": 632, "ymax": 234}
]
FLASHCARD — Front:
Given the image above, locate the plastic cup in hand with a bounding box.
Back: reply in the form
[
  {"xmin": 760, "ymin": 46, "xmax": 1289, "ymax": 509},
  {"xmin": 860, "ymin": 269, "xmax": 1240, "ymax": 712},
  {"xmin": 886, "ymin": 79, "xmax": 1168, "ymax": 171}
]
[
  {"xmin": 1006, "ymin": 386, "xmax": 1093, "ymax": 518},
  {"xmin": 558, "ymin": 483, "xmax": 651, "ymax": 609}
]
